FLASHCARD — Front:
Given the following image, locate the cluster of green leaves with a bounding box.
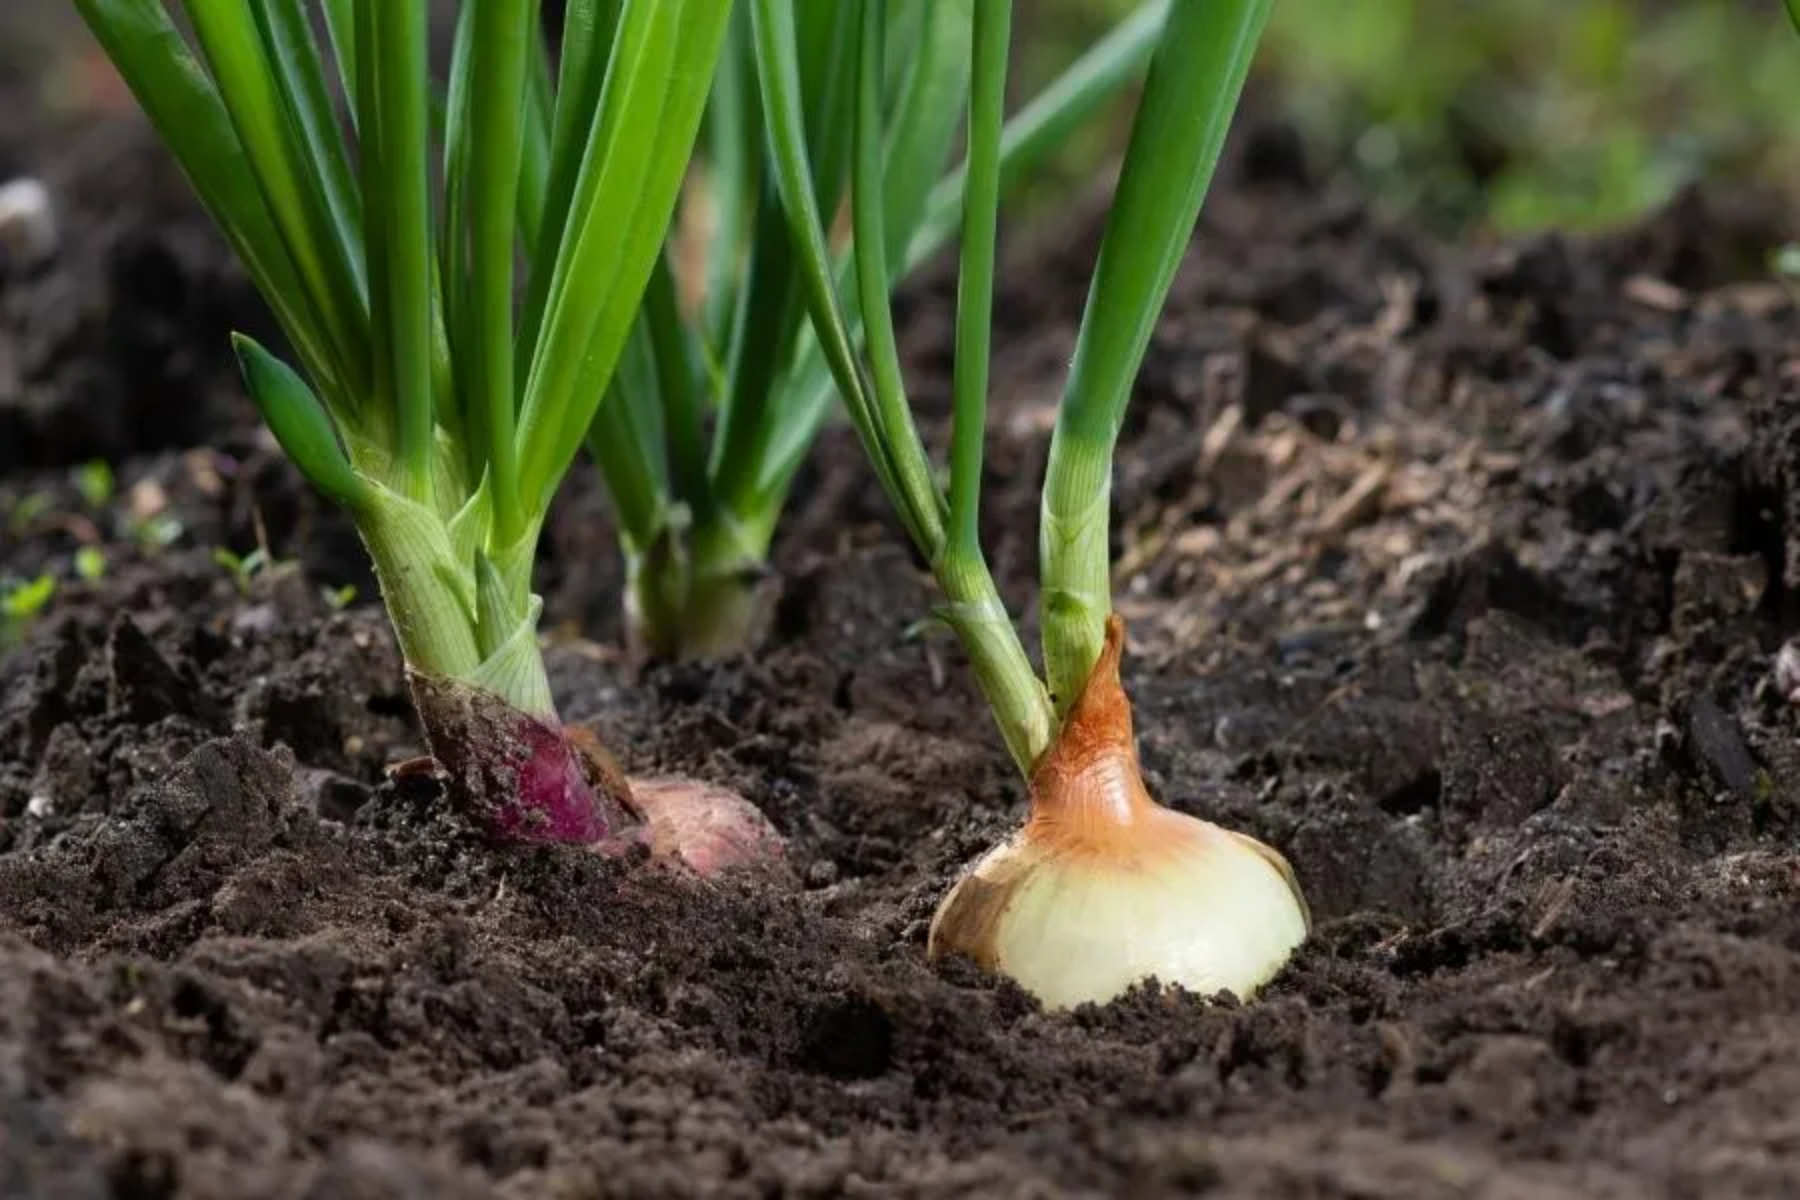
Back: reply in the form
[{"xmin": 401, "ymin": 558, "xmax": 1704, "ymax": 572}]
[
  {"xmin": 588, "ymin": 0, "xmax": 1171, "ymax": 658},
  {"xmin": 74, "ymin": 0, "xmax": 1176, "ymax": 686},
  {"xmin": 69, "ymin": 0, "xmax": 1279, "ymax": 768},
  {"xmin": 754, "ymin": 0, "xmax": 1270, "ymax": 772},
  {"xmin": 76, "ymin": 0, "xmax": 731, "ymax": 715}
]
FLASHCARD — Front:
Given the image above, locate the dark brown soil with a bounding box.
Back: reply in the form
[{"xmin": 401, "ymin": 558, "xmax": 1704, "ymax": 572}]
[{"xmin": 1, "ymin": 64, "xmax": 1798, "ymax": 1200}]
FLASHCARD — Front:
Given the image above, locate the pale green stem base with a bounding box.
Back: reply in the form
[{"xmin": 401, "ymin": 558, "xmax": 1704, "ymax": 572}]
[
  {"xmin": 627, "ymin": 557, "xmax": 774, "ymax": 662},
  {"xmin": 355, "ymin": 486, "xmax": 556, "ymax": 719},
  {"xmin": 624, "ymin": 506, "xmax": 777, "ymax": 662},
  {"xmin": 937, "ymin": 552, "xmax": 1055, "ymax": 776}
]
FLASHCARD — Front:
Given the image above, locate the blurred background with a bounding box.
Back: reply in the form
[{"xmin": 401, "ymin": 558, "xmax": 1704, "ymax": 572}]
[
  {"xmin": 2, "ymin": 0, "xmax": 1796, "ymax": 238},
  {"xmin": 1029, "ymin": 0, "xmax": 1800, "ymax": 236}
]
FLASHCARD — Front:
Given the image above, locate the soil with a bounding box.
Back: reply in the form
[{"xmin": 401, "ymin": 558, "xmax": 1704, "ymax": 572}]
[{"xmin": 1, "ymin": 52, "xmax": 1798, "ymax": 1200}]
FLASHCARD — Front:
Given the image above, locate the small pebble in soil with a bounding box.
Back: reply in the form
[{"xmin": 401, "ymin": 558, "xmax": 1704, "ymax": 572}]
[
  {"xmin": 0, "ymin": 177, "xmax": 57, "ymax": 266},
  {"xmin": 1684, "ymin": 696, "xmax": 1759, "ymax": 800},
  {"xmin": 1773, "ymin": 640, "xmax": 1800, "ymax": 706}
]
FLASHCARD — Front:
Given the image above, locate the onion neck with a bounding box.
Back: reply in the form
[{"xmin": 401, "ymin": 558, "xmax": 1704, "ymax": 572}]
[{"xmin": 1027, "ymin": 614, "xmax": 1159, "ymax": 844}]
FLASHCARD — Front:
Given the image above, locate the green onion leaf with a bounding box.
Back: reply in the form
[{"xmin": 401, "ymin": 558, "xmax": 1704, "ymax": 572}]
[
  {"xmin": 1040, "ymin": 0, "xmax": 1272, "ymax": 713},
  {"xmin": 73, "ymin": 0, "xmax": 345, "ymax": 408},
  {"xmin": 186, "ymin": 1, "xmax": 367, "ymax": 396},
  {"xmin": 517, "ymin": 0, "xmax": 734, "ymax": 515},
  {"xmin": 699, "ymin": 5, "xmax": 760, "ymax": 352},
  {"xmin": 363, "ymin": 0, "xmax": 437, "ymax": 505},
  {"xmin": 847, "ymin": 0, "xmax": 946, "ymax": 555},
  {"xmin": 910, "ymin": 0, "xmax": 1169, "ymax": 267},
  {"xmin": 519, "ymin": 31, "xmax": 555, "ymax": 251},
  {"xmin": 707, "ymin": 0, "xmax": 858, "ymax": 516},
  {"xmin": 464, "ymin": 0, "xmax": 539, "ymax": 545},
  {"xmin": 588, "ymin": 317, "xmax": 672, "ymax": 553},
  {"xmin": 322, "ymin": 0, "xmax": 359, "ymax": 119},
  {"xmin": 879, "ymin": 0, "xmax": 973, "ymax": 271},
  {"xmin": 947, "ymin": 0, "xmax": 1009, "ymax": 563},
  {"xmin": 748, "ymin": 0, "xmax": 916, "ymax": 546},
  {"xmin": 251, "ymin": 0, "xmax": 367, "ymax": 309},
  {"xmin": 514, "ymin": 0, "xmax": 621, "ymax": 382},
  {"xmin": 232, "ymin": 334, "xmax": 369, "ymax": 511},
  {"xmin": 751, "ymin": 1, "xmax": 1165, "ymax": 507}
]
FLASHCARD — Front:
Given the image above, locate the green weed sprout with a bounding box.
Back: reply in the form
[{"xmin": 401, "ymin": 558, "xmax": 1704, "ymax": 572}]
[
  {"xmin": 74, "ymin": 546, "xmax": 108, "ymax": 583},
  {"xmin": 73, "ymin": 460, "xmax": 116, "ymax": 508},
  {"xmin": 0, "ymin": 575, "xmax": 56, "ymax": 650},
  {"xmin": 759, "ymin": 0, "xmax": 1310, "ymax": 1007},
  {"xmin": 212, "ymin": 544, "xmax": 274, "ymax": 594},
  {"xmin": 75, "ymin": 0, "xmax": 773, "ymax": 865}
]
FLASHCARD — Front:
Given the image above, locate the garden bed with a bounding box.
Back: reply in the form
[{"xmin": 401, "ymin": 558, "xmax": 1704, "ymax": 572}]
[{"xmin": 1, "ymin": 100, "xmax": 1796, "ymax": 1197}]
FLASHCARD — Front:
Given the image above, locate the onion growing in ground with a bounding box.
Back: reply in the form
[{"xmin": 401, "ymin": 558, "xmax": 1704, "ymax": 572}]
[
  {"xmin": 758, "ymin": 0, "xmax": 1305, "ymax": 1003},
  {"xmin": 78, "ymin": 0, "xmax": 778, "ymax": 873},
  {"xmin": 929, "ymin": 617, "xmax": 1309, "ymax": 1007}
]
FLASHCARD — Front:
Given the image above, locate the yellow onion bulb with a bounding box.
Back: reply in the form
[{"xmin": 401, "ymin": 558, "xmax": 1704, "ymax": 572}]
[{"xmin": 929, "ymin": 617, "xmax": 1310, "ymax": 1009}]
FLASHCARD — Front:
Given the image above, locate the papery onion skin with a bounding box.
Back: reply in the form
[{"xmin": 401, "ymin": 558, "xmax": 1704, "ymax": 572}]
[
  {"xmin": 410, "ymin": 673, "xmax": 785, "ymax": 875},
  {"xmin": 929, "ymin": 616, "xmax": 1310, "ymax": 1008},
  {"xmin": 410, "ymin": 671, "xmax": 634, "ymax": 846},
  {"xmin": 627, "ymin": 775, "xmax": 788, "ymax": 876}
]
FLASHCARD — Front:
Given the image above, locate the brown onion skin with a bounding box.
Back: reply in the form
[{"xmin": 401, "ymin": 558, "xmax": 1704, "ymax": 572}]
[{"xmin": 1023, "ymin": 613, "xmax": 1161, "ymax": 853}]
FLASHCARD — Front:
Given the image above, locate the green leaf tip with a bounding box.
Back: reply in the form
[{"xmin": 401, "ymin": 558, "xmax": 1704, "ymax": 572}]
[{"xmin": 232, "ymin": 334, "xmax": 371, "ymax": 511}]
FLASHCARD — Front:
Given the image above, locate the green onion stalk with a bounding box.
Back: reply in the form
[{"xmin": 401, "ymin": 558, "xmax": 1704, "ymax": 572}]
[
  {"xmin": 574, "ymin": 1, "xmax": 1176, "ymax": 661},
  {"xmin": 756, "ymin": 0, "xmax": 1310, "ymax": 1007},
  {"xmin": 76, "ymin": 0, "xmax": 778, "ymax": 869}
]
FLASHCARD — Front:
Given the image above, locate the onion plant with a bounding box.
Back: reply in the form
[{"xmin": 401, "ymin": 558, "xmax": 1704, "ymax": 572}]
[
  {"xmin": 757, "ymin": 0, "xmax": 1310, "ymax": 1006},
  {"xmin": 576, "ymin": 1, "xmax": 1175, "ymax": 660},
  {"xmin": 74, "ymin": 0, "xmax": 777, "ymax": 868}
]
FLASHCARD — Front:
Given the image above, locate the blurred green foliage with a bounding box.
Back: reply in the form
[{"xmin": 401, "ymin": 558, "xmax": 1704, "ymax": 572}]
[
  {"xmin": 1023, "ymin": 0, "xmax": 1799, "ymax": 234},
  {"xmin": 0, "ymin": 573, "xmax": 54, "ymax": 650},
  {"xmin": 1262, "ymin": 0, "xmax": 1799, "ymax": 232}
]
